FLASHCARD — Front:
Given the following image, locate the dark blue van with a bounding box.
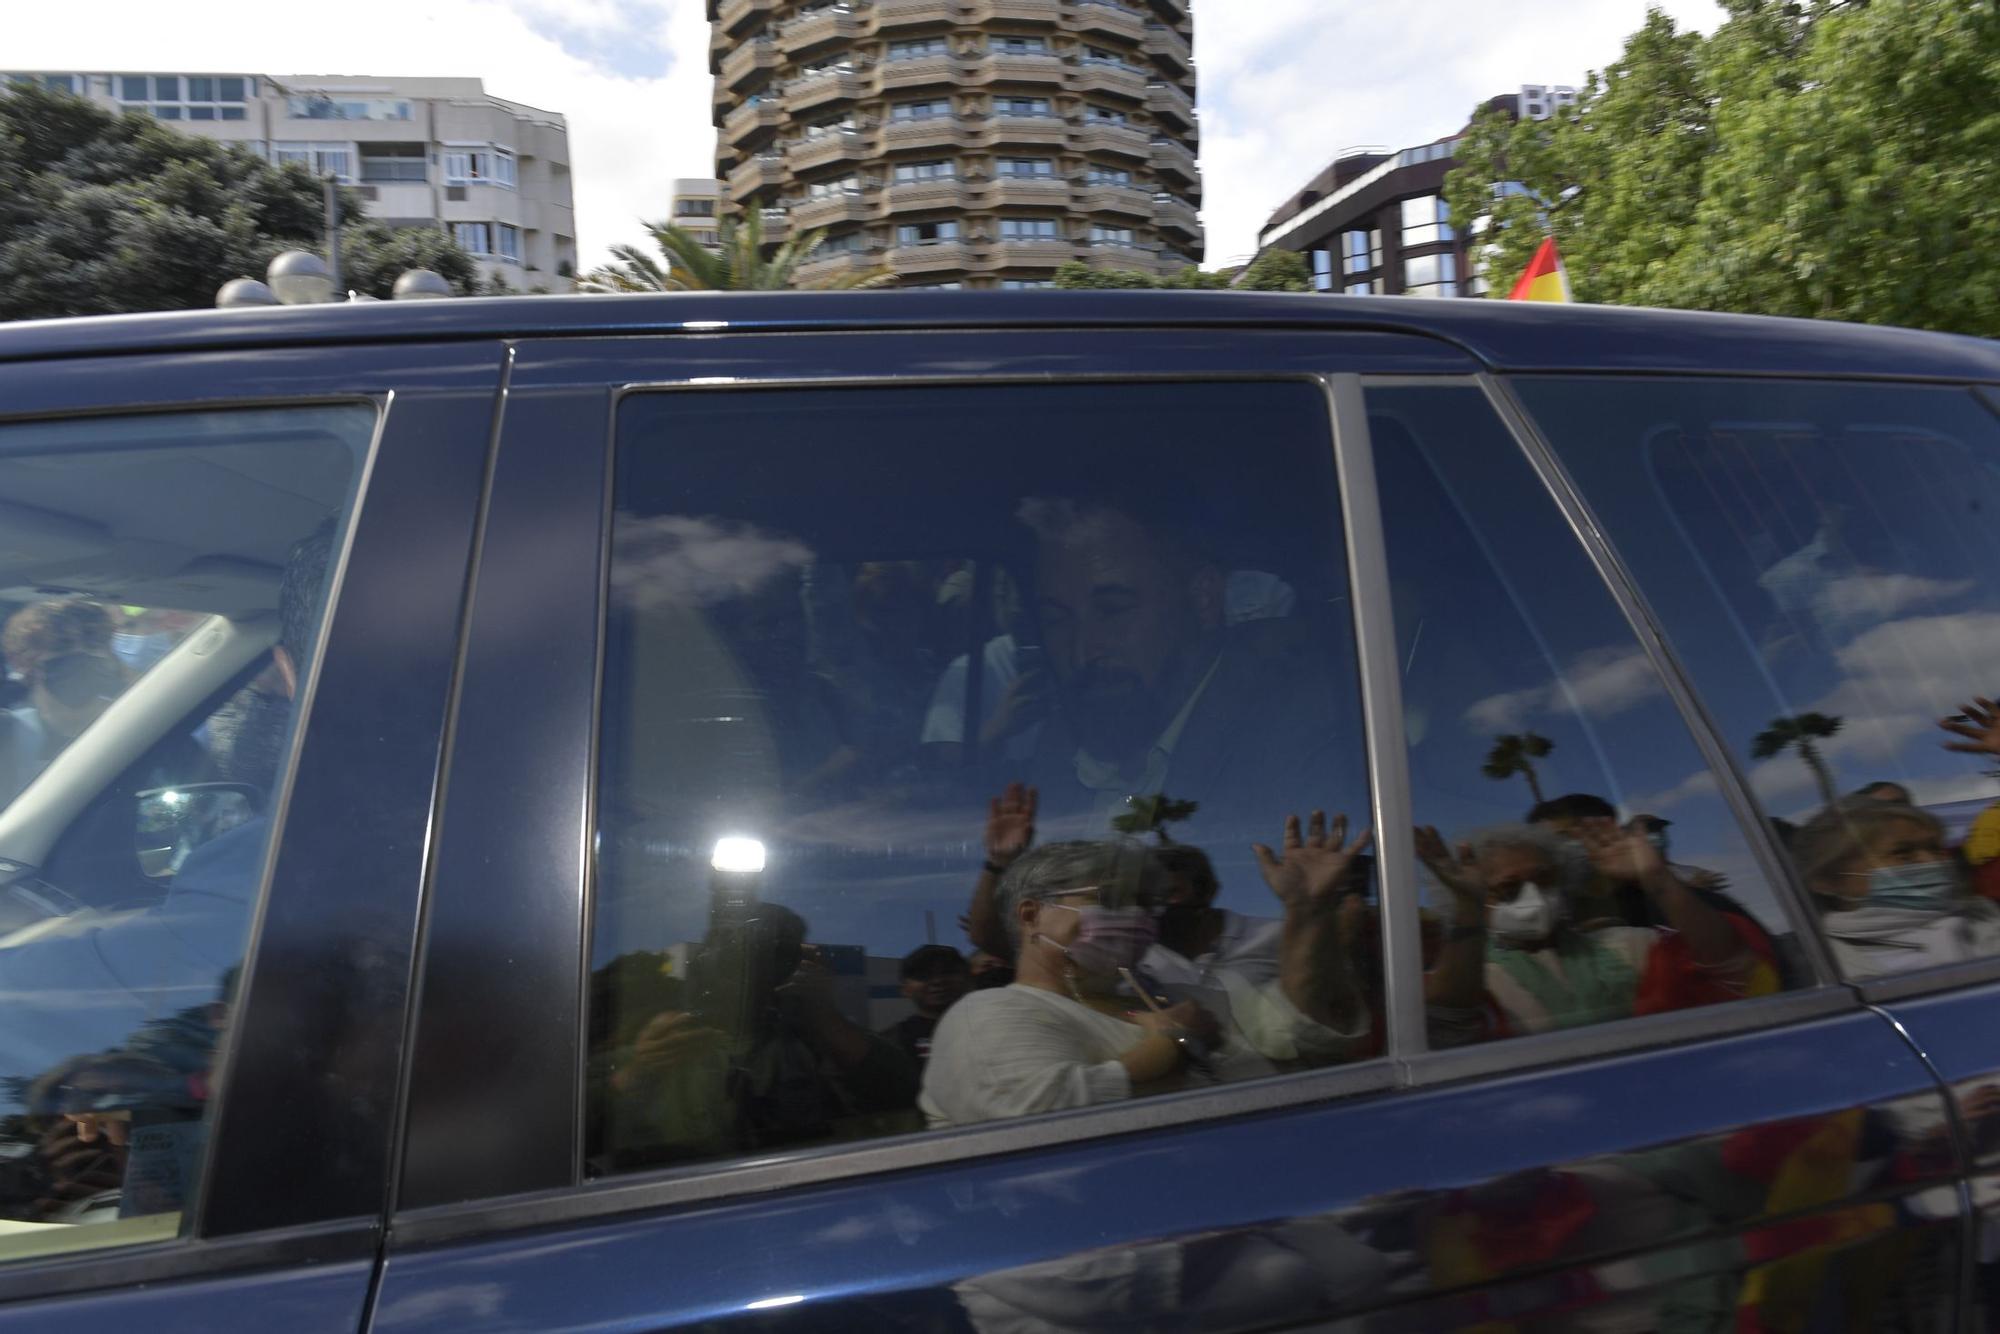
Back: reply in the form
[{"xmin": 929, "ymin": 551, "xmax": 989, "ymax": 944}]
[{"xmin": 0, "ymin": 292, "xmax": 1996, "ymax": 1333}]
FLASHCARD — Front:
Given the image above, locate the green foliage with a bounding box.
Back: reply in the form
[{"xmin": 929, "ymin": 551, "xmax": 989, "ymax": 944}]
[
  {"xmin": 1446, "ymin": 0, "xmax": 2000, "ymax": 335},
  {"xmin": 1482, "ymin": 733, "xmax": 1554, "ymax": 804},
  {"xmin": 1051, "ymin": 261, "xmax": 1235, "ymax": 290},
  {"xmin": 0, "ymin": 84, "xmax": 478, "ymax": 318},
  {"xmin": 1236, "ymin": 249, "xmax": 1311, "ymax": 292},
  {"xmin": 579, "ymin": 209, "xmax": 894, "ymax": 291},
  {"xmin": 1111, "ymin": 793, "xmax": 1201, "ymax": 843}
]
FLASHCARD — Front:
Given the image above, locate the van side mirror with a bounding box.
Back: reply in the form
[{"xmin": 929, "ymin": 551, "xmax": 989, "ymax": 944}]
[{"xmin": 136, "ymin": 783, "xmax": 260, "ymax": 879}]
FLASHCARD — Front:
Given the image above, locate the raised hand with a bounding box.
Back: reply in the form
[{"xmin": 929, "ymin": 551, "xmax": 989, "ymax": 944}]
[
  {"xmin": 1253, "ymin": 810, "xmax": 1373, "ymax": 916},
  {"xmin": 986, "ymin": 782, "xmax": 1038, "ymax": 868},
  {"xmin": 1941, "ymin": 698, "xmax": 2000, "ymax": 758},
  {"xmin": 1415, "ymin": 825, "xmax": 1487, "ymax": 917}
]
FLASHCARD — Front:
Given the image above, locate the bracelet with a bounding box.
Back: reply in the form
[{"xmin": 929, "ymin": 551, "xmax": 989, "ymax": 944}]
[{"xmin": 982, "ymin": 860, "xmax": 1009, "ymax": 877}]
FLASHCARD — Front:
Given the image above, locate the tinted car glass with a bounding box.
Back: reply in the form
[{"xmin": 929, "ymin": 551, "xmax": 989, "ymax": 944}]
[
  {"xmin": 590, "ymin": 381, "xmax": 1379, "ymax": 1177},
  {"xmin": 1367, "ymin": 385, "xmax": 1806, "ymax": 1047},
  {"xmin": 0, "ymin": 405, "xmax": 370, "ymax": 1259},
  {"xmin": 1521, "ymin": 379, "xmax": 2000, "ymax": 982}
]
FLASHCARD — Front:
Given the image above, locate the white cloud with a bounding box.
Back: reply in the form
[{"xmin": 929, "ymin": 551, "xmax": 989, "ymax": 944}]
[
  {"xmin": 1818, "ymin": 572, "xmax": 1973, "ymax": 623},
  {"xmin": 1464, "ymin": 644, "xmax": 1664, "ymax": 732},
  {"xmin": 1195, "ymin": 0, "xmax": 1726, "ymax": 265}
]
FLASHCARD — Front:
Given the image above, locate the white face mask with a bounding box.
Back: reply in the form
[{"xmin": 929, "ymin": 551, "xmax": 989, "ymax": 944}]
[{"xmin": 1489, "ymin": 882, "xmax": 1559, "ymax": 946}]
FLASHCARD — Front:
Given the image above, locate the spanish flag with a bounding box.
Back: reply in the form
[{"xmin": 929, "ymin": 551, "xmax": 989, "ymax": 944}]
[{"xmin": 1507, "ymin": 236, "xmax": 1572, "ymax": 303}]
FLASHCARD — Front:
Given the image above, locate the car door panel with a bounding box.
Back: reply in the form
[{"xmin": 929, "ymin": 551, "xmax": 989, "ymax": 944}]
[
  {"xmin": 381, "ymin": 331, "xmax": 1961, "ymax": 1333},
  {"xmin": 0, "ymin": 345, "xmax": 503, "ymax": 1319}
]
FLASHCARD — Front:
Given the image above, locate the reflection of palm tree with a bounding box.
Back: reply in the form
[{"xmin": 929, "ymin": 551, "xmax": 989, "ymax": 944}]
[
  {"xmin": 1483, "ymin": 733, "xmax": 1553, "ymax": 804},
  {"xmin": 1752, "ymin": 713, "xmax": 1843, "ymax": 807}
]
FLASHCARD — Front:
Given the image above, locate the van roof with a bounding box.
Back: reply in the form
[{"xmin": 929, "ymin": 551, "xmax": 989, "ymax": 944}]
[{"xmin": 2, "ymin": 290, "xmax": 1995, "ymax": 382}]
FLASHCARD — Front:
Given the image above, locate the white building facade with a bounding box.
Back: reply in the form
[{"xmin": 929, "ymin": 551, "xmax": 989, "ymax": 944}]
[
  {"xmin": 671, "ymin": 178, "xmax": 724, "ymax": 251},
  {"xmin": 5, "ymin": 71, "xmax": 578, "ymax": 291}
]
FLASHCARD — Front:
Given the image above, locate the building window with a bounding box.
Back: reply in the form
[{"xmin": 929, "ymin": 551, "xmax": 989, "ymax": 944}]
[
  {"xmin": 893, "ymin": 160, "xmax": 958, "ymax": 183},
  {"xmin": 152, "ymin": 106, "xmax": 183, "ymax": 120},
  {"xmin": 1312, "ymin": 249, "xmax": 1334, "ymax": 293},
  {"xmin": 892, "ymin": 99, "xmax": 953, "ymax": 121},
  {"xmin": 1403, "ymin": 251, "xmax": 1458, "ymax": 297},
  {"xmin": 888, "ymin": 37, "xmax": 951, "ymax": 60},
  {"xmin": 1401, "ymin": 194, "xmax": 1454, "ymax": 248},
  {"xmin": 1345, "ymin": 280, "xmax": 1375, "ymax": 295},
  {"xmin": 1081, "ymin": 45, "xmax": 1137, "ymax": 70},
  {"xmin": 999, "ymin": 217, "xmax": 1062, "ymax": 240},
  {"xmin": 1090, "ymin": 225, "xmax": 1136, "ymax": 247},
  {"xmin": 908, "ymin": 281, "xmax": 964, "ymax": 289},
  {"xmin": 272, "ymin": 143, "xmax": 354, "ymax": 182},
  {"xmin": 287, "ymin": 95, "xmax": 413, "ymax": 122},
  {"xmin": 1085, "ymin": 166, "xmax": 1133, "ymax": 186},
  {"xmin": 997, "ymin": 157, "xmax": 1055, "ymax": 178},
  {"xmin": 496, "ymin": 223, "xmax": 522, "ymax": 262},
  {"xmin": 361, "ymin": 144, "xmax": 428, "ymax": 183},
  {"xmin": 897, "ymin": 220, "xmax": 960, "ymax": 245},
  {"xmin": 990, "ymin": 35, "xmax": 1050, "ymax": 54},
  {"xmin": 119, "ymin": 76, "xmax": 149, "ymax": 101},
  {"xmin": 994, "ymin": 96, "xmax": 1053, "ymax": 119},
  {"xmin": 802, "ymin": 174, "xmax": 863, "ymax": 200},
  {"xmin": 676, "ymin": 198, "xmax": 718, "ymax": 217},
  {"xmin": 1001, "ymin": 279, "xmax": 1055, "ymax": 289},
  {"xmin": 453, "ymin": 222, "xmax": 493, "ymax": 255},
  {"xmin": 1084, "ymin": 104, "xmax": 1129, "ymax": 124},
  {"xmin": 1340, "ymin": 228, "xmax": 1382, "ymax": 276},
  {"xmin": 444, "ymin": 147, "xmax": 516, "ymax": 189}
]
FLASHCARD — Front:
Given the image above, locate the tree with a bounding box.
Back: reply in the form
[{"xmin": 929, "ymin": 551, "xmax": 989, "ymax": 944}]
[
  {"xmin": 1051, "ymin": 261, "xmax": 1236, "ymax": 291},
  {"xmin": 1482, "ymin": 733, "xmax": 1554, "ymax": 804},
  {"xmin": 1446, "ymin": 0, "xmax": 2000, "ymax": 336},
  {"xmin": 1235, "ymin": 249, "xmax": 1311, "ymax": 292},
  {"xmin": 340, "ymin": 219, "xmax": 481, "ymax": 298},
  {"xmin": 1752, "ymin": 713, "xmax": 1844, "ymax": 807},
  {"xmin": 0, "ymin": 85, "xmax": 480, "ymax": 320},
  {"xmin": 578, "ymin": 208, "xmax": 892, "ymax": 292}
]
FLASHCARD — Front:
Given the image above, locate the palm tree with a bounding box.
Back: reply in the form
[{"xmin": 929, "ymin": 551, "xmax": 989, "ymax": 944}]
[
  {"xmin": 1751, "ymin": 713, "xmax": 1844, "ymax": 808},
  {"xmin": 1482, "ymin": 733, "xmax": 1554, "ymax": 805},
  {"xmin": 576, "ymin": 208, "xmax": 894, "ymax": 293}
]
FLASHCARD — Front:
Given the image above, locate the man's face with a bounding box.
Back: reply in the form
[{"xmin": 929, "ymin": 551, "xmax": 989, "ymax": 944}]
[
  {"xmin": 902, "ymin": 965, "xmax": 971, "ymax": 1018},
  {"xmin": 1035, "ymin": 512, "xmax": 1216, "ymax": 757},
  {"xmin": 32, "ymin": 651, "xmax": 123, "ymax": 741}
]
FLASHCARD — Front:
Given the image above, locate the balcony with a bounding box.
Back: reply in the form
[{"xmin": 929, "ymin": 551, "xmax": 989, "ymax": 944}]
[
  {"xmin": 880, "ymin": 116, "xmax": 976, "ymax": 152},
  {"xmin": 791, "ymin": 190, "xmax": 875, "ymax": 230},
  {"xmin": 982, "ymin": 176, "xmax": 1071, "ymax": 209},
  {"xmin": 1067, "ymin": 58, "xmax": 1147, "ymax": 100},
  {"xmin": 1083, "ymin": 243, "xmax": 1164, "ymax": 275},
  {"xmin": 888, "ymin": 240, "xmax": 972, "ymax": 275},
  {"xmin": 972, "ymin": 237, "xmax": 1078, "ymax": 272},
  {"xmin": 759, "ymin": 207, "xmax": 793, "ymax": 243},
  {"xmin": 1070, "ymin": 120, "xmax": 1149, "ymax": 158},
  {"xmin": 881, "ymin": 178, "xmax": 971, "ymax": 214},
  {"xmin": 957, "ymin": 0, "xmax": 1062, "ymax": 21},
  {"xmin": 721, "ymin": 37, "xmax": 781, "ymax": 90},
  {"xmin": 1145, "ymin": 79, "xmax": 1196, "ymax": 131},
  {"xmin": 1072, "ymin": 180, "xmax": 1151, "ymax": 217},
  {"xmin": 727, "ymin": 152, "xmax": 787, "ymax": 201},
  {"xmin": 723, "ymin": 97, "xmax": 784, "ymax": 149},
  {"xmin": 1152, "ymin": 192, "xmax": 1201, "ymax": 239},
  {"xmin": 787, "ymin": 127, "xmax": 874, "ymax": 172},
  {"xmin": 981, "ymin": 113, "xmax": 1070, "ymax": 148},
  {"xmin": 1149, "ymin": 135, "xmax": 1198, "ymax": 185},
  {"xmin": 783, "ymin": 67, "xmax": 873, "ymax": 115},
  {"xmin": 717, "ymin": 0, "xmax": 778, "ymax": 35},
  {"xmin": 1068, "ymin": 0, "xmax": 1146, "ymax": 42},
  {"xmin": 776, "ymin": 3, "xmax": 870, "ymax": 57},
  {"xmin": 794, "ymin": 248, "xmax": 886, "ymax": 285},
  {"xmin": 1142, "ymin": 22, "xmax": 1192, "ymax": 74},
  {"xmin": 877, "ymin": 0, "xmax": 953, "ymax": 25},
  {"xmin": 967, "ymin": 52, "xmax": 1066, "ymax": 85},
  {"xmin": 877, "ymin": 54, "xmax": 961, "ymax": 93}
]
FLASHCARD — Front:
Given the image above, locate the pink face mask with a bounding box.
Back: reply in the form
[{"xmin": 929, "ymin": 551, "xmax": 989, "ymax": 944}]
[{"xmin": 1036, "ymin": 902, "xmax": 1159, "ymax": 976}]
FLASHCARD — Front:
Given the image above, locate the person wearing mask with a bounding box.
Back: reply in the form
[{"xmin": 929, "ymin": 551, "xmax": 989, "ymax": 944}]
[
  {"xmin": 1791, "ymin": 797, "xmax": 2000, "ymax": 979},
  {"xmin": 880, "ymin": 945, "xmax": 972, "ymax": 1069},
  {"xmin": 1416, "ymin": 821, "xmax": 1776, "ymax": 1037},
  {"xmin": 923, "ymin": 815, "xmax": 1372, "ymax": 1129},
  {"xmin": 0, "ymin": 598, "xmax": 127, "ymax": 803}
]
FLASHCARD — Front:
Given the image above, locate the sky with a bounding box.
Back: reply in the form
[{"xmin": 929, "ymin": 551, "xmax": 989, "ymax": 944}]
[{"xmin": 11, "ymin": 0, "xmax": 1724, "ymax": 272}]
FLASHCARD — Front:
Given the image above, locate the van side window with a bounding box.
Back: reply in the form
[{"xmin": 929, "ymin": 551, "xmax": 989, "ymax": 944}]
[
  {"xmin": 0, "ymin": 405, "xmax": 370, "ymax": 1259},
  {"xmin": 1519, "ymin": 378, "xmax": 2000, "ymax": 982},
  {"xmin": 589, "ymin": 382, "xmax": 1379, "ymax": 1177},
  {"xmin": 1367, "ymin": 385, "xmax": 1805, "ymax": 1049}
]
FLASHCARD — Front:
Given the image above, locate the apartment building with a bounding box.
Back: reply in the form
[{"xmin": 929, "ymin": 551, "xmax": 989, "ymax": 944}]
[
  {"xmin": 707, "ymin": 0, "xmax": 1202, "ymax": 290},
  {"xmin": 5, "ymin": 70, "xmax": 578, "ymax": 290},
  {"xmin": 671, "ymin": 178, "xmax": 725, "ymax": 250}
]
